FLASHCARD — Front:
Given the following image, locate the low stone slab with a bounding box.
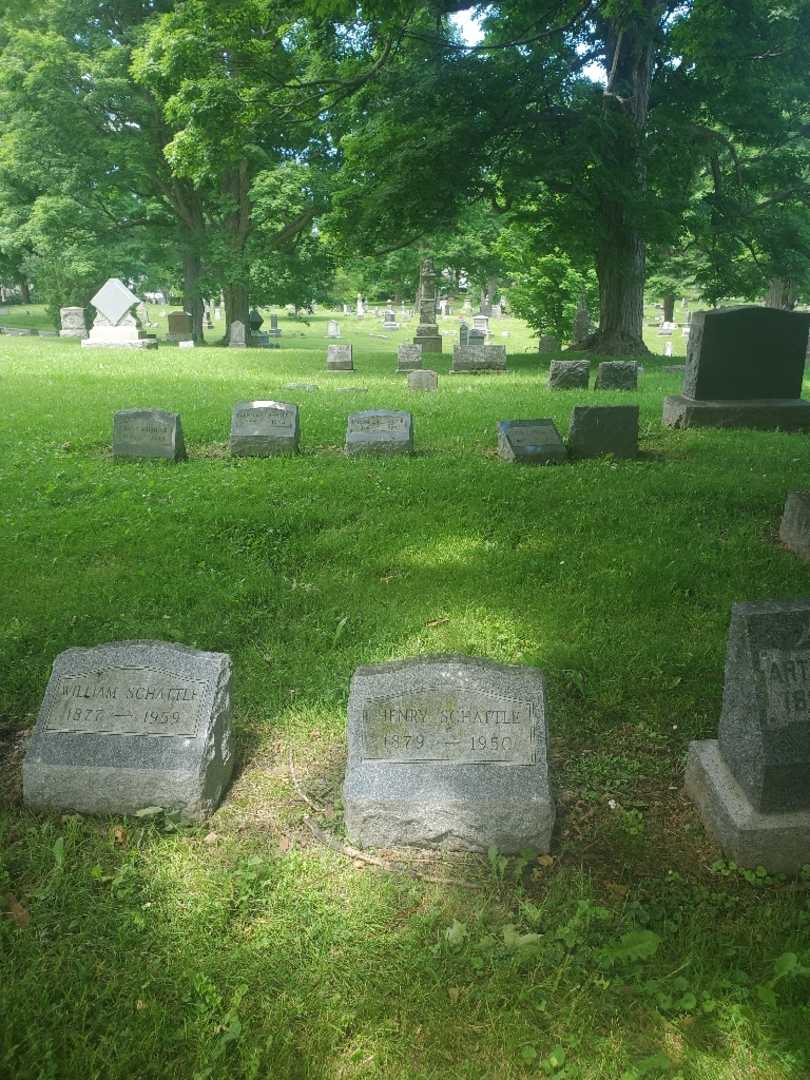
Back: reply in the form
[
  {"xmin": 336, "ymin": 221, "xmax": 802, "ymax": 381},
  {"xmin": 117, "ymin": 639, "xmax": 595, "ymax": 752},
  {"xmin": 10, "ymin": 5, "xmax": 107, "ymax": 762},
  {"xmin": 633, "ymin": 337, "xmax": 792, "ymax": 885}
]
[
  {"xmin": 345, "ymin": 410, "xmax": 413, "ymax": 455},
  {"xmin": 230, "ymin": 400, "xmax": 299, "ymax": 456},
  {"xmin": 408, "ymin": 369, "xmax": 438, "ymax": 392},
  {"xmin": 450, "ymin": 344, "xmax": 507, "ymax": 373},
  {"xmin": 113, "ymin": 409, "xmax": 185, "ymax": 461},
  {"xmin": 662, "ymin": 396, "xmax": 810, "ymax": 431},
  {"xmin": 343, "ymin": 655, "xmax": 554, "ymax": 853},
  {"xmin": 327, "ymin": 344, "xmax": 353, "ymax": 371},
  {"xmin": 22, "ymin": 641, "xmax": 234, "ymax": 821},
  {"xmin": 498, "ymin": 420, "xmax": 567, "ymax": 465},
  {"xmin": 568, "ymin": 405, "xmax": 639, "ymax": 459},
  {"xmin": 397, "ymin": 343, "xmax": 422, "ymax": 371},
  {"xmin": 780, "ymin": 492, "xmax": 810, "ymax": 558},
  {"xmin": 594, "ymin": 361, "xmax": 638, "ymax": 391},
  {"xmin": 538, "ymin": 335, "xmax": 561, "ymax": 354},
  {"xmin": 685, "ymin": 740, "xmax": 810, "ymax": 874},
  {"xmin": 284, "ymin": 383, "xmax": 319, "ymax": 392},
  {"xmin": 548, "ymin": 359, "xmax": 589, "ymax": 390},
  {"xmin": 335, "ymin": 387, "xmax": 368, "ymax": 393}
]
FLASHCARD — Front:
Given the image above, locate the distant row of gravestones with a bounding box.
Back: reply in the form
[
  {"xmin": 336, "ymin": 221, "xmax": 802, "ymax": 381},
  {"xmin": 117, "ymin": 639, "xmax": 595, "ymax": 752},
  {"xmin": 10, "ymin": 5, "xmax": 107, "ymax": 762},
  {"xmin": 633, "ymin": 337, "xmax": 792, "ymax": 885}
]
[
  {"xmin": 112, "ymin": 403, "xmax": 640, "ymax": 463},
  {"xmin": 21, "ymin": 595, "xmax": 810, "ymax": 874}
]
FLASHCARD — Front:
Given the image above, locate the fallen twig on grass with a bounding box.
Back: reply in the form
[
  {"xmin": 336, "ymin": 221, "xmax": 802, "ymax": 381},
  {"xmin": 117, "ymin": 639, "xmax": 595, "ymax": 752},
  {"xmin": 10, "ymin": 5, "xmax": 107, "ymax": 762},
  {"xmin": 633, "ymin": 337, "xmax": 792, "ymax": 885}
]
[
  {"xmin": 287, "ymin": 747, "xmax": 325, "ymax": 813},
  {"xmin": 303, "ymin": 815, "xmax": 484, "ymax": 890}
]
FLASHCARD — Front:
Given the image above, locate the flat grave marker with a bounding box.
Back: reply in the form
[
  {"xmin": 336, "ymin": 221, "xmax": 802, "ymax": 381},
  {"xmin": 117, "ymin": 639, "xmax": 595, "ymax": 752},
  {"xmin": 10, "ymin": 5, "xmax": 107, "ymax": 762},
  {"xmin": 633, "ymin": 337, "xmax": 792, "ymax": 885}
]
[{"xmin": 113, "ymin": 409, "xmax": 185, "ymax": 461}]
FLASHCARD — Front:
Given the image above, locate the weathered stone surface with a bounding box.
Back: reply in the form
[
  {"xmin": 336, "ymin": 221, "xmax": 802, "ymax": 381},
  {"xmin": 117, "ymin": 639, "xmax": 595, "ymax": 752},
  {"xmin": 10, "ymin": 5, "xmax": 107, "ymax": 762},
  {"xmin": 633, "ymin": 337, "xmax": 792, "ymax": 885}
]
[
  {"xmin": 548, "ymin": 359, "xmax": 589, "ymax": 390},
  {"xmin": 284, "ymin": 382, "xmax": 319, "ymax": 392},
  {"xmin": 23, "ymin": 641, "xmax": 233, "ymax": 821},
  {"xmin": 228, "ymin": 320, "xmax": 247, "ymax": 347},
  {"xmin": 59, "ymin": 307, "xmax": 87, "ymax": 339},
  {"xmin": 230, "ymin": 400, "xmax": 299, "ymax": 457},
  {"xmin": 450, "ymin": 344, "xmax": 507, "ymax": 373},
  {"xmin": 413, "ymin": 258, "xmax": 442, "ymax": 354},
  {"xmin": 345, "ymin": 410, "xmax": 412, "ymax": 455},
  {"xmin": 498, "ymin": 420, "xmax": 567, "ymax": 465},
  {"xmin": 248, "ymin": 308, "xmax": 264, "ymax": 332},
  {"xmin": 662, "ymin": 396, "xmax": 810, "ymax": 431},
  {"xmin": 780, "ymin": 492, "xmax": 810, "ymax": 558},
  {"xmin": 397, "ymin": 343, "xmax": 422, "ymax": 371},
  {"xmin": 538, "ymin": 334, "xmax": 561, "ymax": 354},
  {"xmin": 167, "ymin": 311, "xmax": 193, "ymax": 342},
  {"xmin": 113, "ymin": 409, "xmax": 185, "ymax": 461},
  {"xmin": 327, "ymin": 344, "xmax": 354, "ymax": 371},
  {"xmin": 594, "ymin": 361, "xmax": 638, "ymax": 391},
  {"xmin": 717, "ymin": 600, "xmax": 810, "ymax": 814},
  {"xmin": 343, "ymin": 656, "xmax": 554, "ymax": 853},
  {"xmin": 685, "ymin": 740, "xmax": 810, "ymax": 874},
  {"xmin": 408, "ymin": 369, "xmax": 438, "ymax": 392},
  {"xmin": 327, "ymin": 320, "xmax": 341, "ymax": 338},
  {"xmin": 568, "ymin": 405, "xmax": 639, "ymax": 459}
]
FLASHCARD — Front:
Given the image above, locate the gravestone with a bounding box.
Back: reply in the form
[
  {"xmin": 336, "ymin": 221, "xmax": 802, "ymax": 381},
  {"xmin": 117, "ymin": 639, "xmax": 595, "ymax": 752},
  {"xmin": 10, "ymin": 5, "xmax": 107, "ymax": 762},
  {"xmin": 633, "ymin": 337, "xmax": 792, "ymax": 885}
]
[
  {"xmin": 413, "ymin": 258, "xmax": 442, "ymax": 354},
  {"xmin": 284, "ymin": 382, "xmax": 319, "ymax": 392},
  {"xmin": 383, "ymin": 309, "xmax": 399, "ymax": 330},
  {"xmin": 345, "ymin": 410, "xmax": 413, "ymax": 455},
  {"xmin": 473, "ymin": 314, "xmax": 490, "ymax": 335},
  {"xmin": 548, "ymin": 359, "xmax": 589, "ymax": 390},
  {"xmin": 408, "ymin": 369, "xmax": 438, "ymax": 392},
  {"xmin": 397, "ymin": 343, "xmax": 422, "ymax": 372},
  {"xmin": 327, "ymin": 344, "xmax": 353, "ymax": 371},
  {"xmin": 497, "ymin": 420, "xmax": 567, "ymax": 465},
  {"xmin": 82, "ymin": 278, "xmax": 157, "ymax": 349},
  {"xmin": 459, "ymin": 322, "xmax": 470, "ymax": 347},
  {"xmin": 664, "ymin": 341, "xmax": 673, "ymax": 357},
  {"xmin": 59, "ymin": 307, "xmax": 87, "ymax": 339},
  {"xmin": 336, "ymin": 387, "xmax": 368, "ymax": 393},
  {"xmin": 356, "ymin": 294, "xmax": 365, "ymax": 318},
  {"xmin": 538, "ymin": 334, "xmax": 561, "ymax": 354},
  {"xmin": 450, "ymin": 344, "xmax": 507, "ymax": 373},
  {"xmin": 167, "ymin": 311, "xmax": 193, "ymax": 342},
  {"xmin": 594, "ymin": 361, "xmax": 638, "ymax": 391},
  {"xmin": 780, "ymin": 492, "xmax": 810, "ymax": 558},
  {"xmin": 268, "ymin": 314, "xmax": 281, "ymax": 338},
  {"xmin": 327, "ymin": 320, "xmax": 341, "ymax": 338},
  {"xmin": 343, "ymin": 655, "xmax": 554, "ymax": 853},
  {"xmin": 572, "ymin": 295, "xmax": 591, "ymax": 346},
  {"xmin": 248, "ymin": 308, "xmax": 264, "ymax": 334},
  {"xmin": 686, "ymin": 600, "xmax": 810, "ymax": 872},
  {"xmin": 568, "ymin": 405, "xmax": 639, "ymax": 459},
  {"xmin": 178, "ymin": 340, "xmax": 194, "ymax": 349},
  {"xmin": 230, "ymin": 400, "xmax": 299, "ymax": 457},
  {"xmin": 22, "ymin": 641, "xmax": 233, "ymax": 821},
  {"xmin": 663, "ymin": 306, "xmax": 810, "ymax": 430},
  {"xmin": 113, "ymin": 409, "xmax": 185, "ymax": 461},
  {"xmin": 228, "ymin": 320, "xmax": 247, "ymax": 348}
]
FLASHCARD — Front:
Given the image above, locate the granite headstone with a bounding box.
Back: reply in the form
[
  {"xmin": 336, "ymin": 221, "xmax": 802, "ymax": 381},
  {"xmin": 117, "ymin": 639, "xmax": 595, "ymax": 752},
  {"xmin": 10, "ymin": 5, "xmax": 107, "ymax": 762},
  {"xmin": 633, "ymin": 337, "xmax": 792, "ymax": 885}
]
[
  {"xmin": 548, "ymin": 359, "xmax": 589, "ymax": 390},
  {"xmin": 23, "ymin": 641, "xmax": 233, "ymax": 821},
  {"xmin": 345, "ymin": 410, "xmax": 413, "ymax": 455},
  {"xmin": 230, "ymin": 400, "xmax": 299, "ymax": 456},
  {"xmin": 397, "ymin": 343, "xmax": 422, "ymax": 371},
  {"xmin": 498, "ymin": 420, "xmax": 567, "ymax": 465},
  {"xmin": 594, "ymin": 361, "xmax": 638, "ymax": 391},
  {"xmin": 408, "ymin": 369, "xmax": 438, "ymax": 392},
  {"xmin": 567, "ymin": 405, "xmax": 639, "ymax": 459},
  {"xmin": 327, "ymin": 344, "xmax": 354, "ymax": 371},
  {"xmin": 780, "ymin": 492, "xmax": 810, "ymax": 559},
  {"xmin": 113, "ymin": 409, "xmax": 185, "ymax": 461},
  {"xmin": 343, "ymin": 656, "xmax": 554, "ymax": 853}
]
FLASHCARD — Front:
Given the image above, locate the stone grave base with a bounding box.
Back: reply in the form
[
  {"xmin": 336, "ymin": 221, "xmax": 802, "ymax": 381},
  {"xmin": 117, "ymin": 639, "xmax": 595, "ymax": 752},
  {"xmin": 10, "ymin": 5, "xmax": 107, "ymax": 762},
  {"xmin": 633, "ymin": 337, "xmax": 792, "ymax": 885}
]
[
  {"xmin": 344, "ymin": 765, "xmax": 554, "ymax": 854},
  {"xmin": 685, "ymin": 740, "xmax": 810, "ymax": 874},
  {"xmin": 23, "ymin": 762, "xmax": 228, "ymax": 822},
  {"xmin": 663, "ymin": 395, "xmax": 810, "ymax": 431},
  {"xmin": 59, "ymin": 330, "xmax": 88, "ymax": 339},
  {"xmin": 82, "ymin": 338, "xmax": 158, "ymax": 349},
  {"xmin": 414, "ymin": 336, "xmax": 442, "ymax": 353}
]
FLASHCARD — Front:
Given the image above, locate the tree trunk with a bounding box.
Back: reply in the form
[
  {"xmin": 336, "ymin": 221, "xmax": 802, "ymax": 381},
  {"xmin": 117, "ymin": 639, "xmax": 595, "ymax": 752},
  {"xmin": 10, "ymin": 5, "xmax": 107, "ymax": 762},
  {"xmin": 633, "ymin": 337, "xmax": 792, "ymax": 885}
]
[
  {"xmin": 224, "ymin": 283, "xmax": 250, "ymax": 339},
  {"xmin": 594, "ymin": 205, "xmax": 649, "ymax": 355},
  {"xmin": 183, "ymin": 250, "xmax": 205, "ymax": 343},
  {"xmin": 663, "ymin": 293, "xmax": 675, "ymax": 322},
  {"xmin": 588, "ymin": 4, "xmax": 657, "ymax": 356},
  {"xmin": 767, "ymin": 277, "xmax": 796, "ymax": 309},
  {"xmin": 17, "ymin": 277, "xmax": 30, "ymax": 304}
]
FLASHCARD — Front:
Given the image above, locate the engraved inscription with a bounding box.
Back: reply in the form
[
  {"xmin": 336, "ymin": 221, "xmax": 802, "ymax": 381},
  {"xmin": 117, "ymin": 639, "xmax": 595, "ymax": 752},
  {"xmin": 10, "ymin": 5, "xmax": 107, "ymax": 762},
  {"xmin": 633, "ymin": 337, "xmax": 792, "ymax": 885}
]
[
  {"xmin": 349, "ymin": 414, "xmax": 408, "ymax": 434},
  {"xmin": 117, "ymin": 419, "xmax": 172, "ymax": 444},
  {"xmin": 234, "ymin": 406, "xmax": 294, "ymax": 430},
  {"xmin": 507, "ymin": 424, "xmax": 556, "ymax": 449},
  {"xmin": 44, "ymin": 666, "xmax": 207, "ymax": 737},
  {"xmin": 759, "ymin": 649, "xmax": 810, "ymax": 729},
  {"xmin": 361, "ymin": 689, "xmax": 536, "ymax": 764}
]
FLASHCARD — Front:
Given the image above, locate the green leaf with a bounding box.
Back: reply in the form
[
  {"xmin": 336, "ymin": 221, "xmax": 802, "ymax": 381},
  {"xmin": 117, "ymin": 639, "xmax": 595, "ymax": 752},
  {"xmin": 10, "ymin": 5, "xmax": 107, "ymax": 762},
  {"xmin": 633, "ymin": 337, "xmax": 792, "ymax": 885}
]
[
  {"xmin": 599, "ymin": 930, "xmax": 661, "ymax": 966},
  {"xmin": 444, "ymin": 919, "xmax": 467, "ymax": 947}
]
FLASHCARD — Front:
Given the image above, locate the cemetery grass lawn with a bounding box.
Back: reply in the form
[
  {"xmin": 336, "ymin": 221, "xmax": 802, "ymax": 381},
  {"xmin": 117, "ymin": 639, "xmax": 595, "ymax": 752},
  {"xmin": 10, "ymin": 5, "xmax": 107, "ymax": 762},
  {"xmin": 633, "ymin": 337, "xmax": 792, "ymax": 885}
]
[{"xmin": 1, "ymin": 319, "xmax": 810, "ymax": 1079}]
